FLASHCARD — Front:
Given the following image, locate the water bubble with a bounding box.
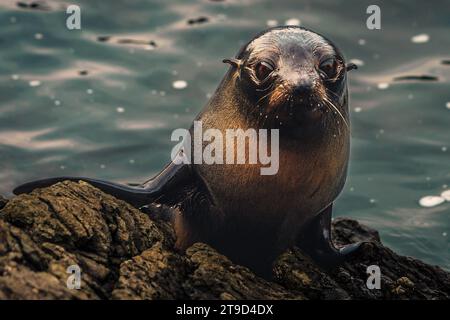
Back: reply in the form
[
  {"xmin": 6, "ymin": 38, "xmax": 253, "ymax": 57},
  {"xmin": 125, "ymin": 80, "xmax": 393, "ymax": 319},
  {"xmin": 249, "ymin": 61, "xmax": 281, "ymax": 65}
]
[
  {"xmin": 411, "ymin": 34, "xmax": 429, "ymax": 44},
  {"xmin": 86, "ymin": 88, "xmax": 93, "ymax": 94},
  {"xmin": 100, "ymin": 164, "xmax": 106, "ymax": 169},
  {"xmin": 354, "ymin": 107, "xmax": 362, "ymax": 113},
  {"xmin": 358, "ymin": 39, "xmax": 366, "ymax": 46},
  {"xmin": 129, "ymin": 159, "xmax": 135, "ymax": 164},
  {"xmin": 11, "ymin": 74, "xmax": 20, "ymax": 80},
  {"xmin": 34, "ymin": 33, "xmax": 43, "ymax": 40},
  {"xmin": 172, "ymin": 80, "xmax": 187, "ymax": 89},
  {"xmin": 419, "ymin": 196, "xmax": 445, "ymax": 208},
  {"xmin": 54, "ymin": 100, "xmax": 61, "ymax": 106},
  {"xmin": 116, "ymin": 107, "xmax": 125, "ymax": 113},
  {"xmin": 442, "ymin": 146, "xmax": 447, "ymax": 152},
  {"xmin": 369, "ymin": 198, "xmax": 376, "ymax": 204},
  {"xmin": 29, "ymin": 80, "xmax": 41, "ymax": 87},
  {"xmin": 446, "ymin": 102, "xmax": 450, "ymax": 109},
  {"xmin": 443, "ymin": 232, "xmax": 448, "ymax": 237},
  {"xmin": 285, "ymin": 18, "xmax": 301, "ymax": 26}
]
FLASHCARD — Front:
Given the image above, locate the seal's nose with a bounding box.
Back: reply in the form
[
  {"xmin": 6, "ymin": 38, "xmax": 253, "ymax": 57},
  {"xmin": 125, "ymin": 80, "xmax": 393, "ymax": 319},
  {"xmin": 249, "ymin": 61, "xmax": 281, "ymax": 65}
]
[
  {"xmin": 293, "ymin": 78, "xmax": 313, "ymax": 96},
  {"xmin": 284, "ymin": 70, "xmax": 314, "ymax": 96}
]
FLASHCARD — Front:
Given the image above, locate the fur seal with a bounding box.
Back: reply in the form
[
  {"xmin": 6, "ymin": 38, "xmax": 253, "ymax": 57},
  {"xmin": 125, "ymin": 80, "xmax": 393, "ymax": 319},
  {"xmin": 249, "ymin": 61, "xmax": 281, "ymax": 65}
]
[{"xmin": 14, "ymin": 26, "xmax": 360, "ymax": 276}]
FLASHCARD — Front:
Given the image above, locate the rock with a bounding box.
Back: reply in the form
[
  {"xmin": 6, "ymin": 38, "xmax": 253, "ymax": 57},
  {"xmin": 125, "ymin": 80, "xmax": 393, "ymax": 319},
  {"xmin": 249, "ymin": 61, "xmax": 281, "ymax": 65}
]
[
  {"xmin": 0, "ymin": 181, "xmax": 449, "ymax": 300},
  {"xmin": 0, "ymin": 195, "xmax": 7, "ymax": 210}
]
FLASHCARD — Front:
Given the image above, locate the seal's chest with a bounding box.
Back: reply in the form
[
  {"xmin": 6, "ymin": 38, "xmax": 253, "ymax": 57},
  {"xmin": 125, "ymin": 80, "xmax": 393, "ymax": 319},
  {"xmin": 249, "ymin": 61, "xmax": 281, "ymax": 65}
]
[{"xmin": 205, "ymin": 146, "xmax": 341, "ymax": 222}]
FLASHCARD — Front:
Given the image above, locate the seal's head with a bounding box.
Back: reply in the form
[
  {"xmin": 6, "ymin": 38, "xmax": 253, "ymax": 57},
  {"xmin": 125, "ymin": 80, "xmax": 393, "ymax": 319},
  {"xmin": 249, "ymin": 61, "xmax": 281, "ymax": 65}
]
[{"xmin": 224, "ymin": 26, "xmax": 357, "ymax": 133}]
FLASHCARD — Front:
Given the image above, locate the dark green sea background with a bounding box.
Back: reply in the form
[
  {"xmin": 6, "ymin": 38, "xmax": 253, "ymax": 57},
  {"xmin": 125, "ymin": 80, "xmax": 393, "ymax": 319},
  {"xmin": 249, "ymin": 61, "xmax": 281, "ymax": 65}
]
[{"xmin": 0, "ymin": 0, "xmax": 449, "ymax": 269}]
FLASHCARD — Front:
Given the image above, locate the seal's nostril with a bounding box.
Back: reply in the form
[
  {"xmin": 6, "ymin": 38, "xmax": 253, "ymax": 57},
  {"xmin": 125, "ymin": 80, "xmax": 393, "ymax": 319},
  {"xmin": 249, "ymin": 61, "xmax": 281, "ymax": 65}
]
[{"xmin": 293, "ymin": 83, "xmax": 313, "ymax": 96}]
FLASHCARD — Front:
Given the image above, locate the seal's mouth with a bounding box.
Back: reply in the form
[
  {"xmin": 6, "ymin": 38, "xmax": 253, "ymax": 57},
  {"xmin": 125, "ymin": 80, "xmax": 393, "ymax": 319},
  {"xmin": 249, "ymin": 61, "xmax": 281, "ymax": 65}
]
[
  {"xmin": 249, "ymin": 74, "xmax": 349, "ymax": 132},
  {"xmin": 255, "ymin": 83, "xmax": 322, "ymax": 125}
]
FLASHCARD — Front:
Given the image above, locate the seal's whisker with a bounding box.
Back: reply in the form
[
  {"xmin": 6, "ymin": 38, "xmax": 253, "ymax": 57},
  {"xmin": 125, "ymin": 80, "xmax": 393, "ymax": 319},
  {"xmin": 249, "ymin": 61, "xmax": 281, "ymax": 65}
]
[
  {"xmin": 323, "ymin": 97, "xmax": 349, "ymax": 131},
  {"xmin": 257, "ymin": 88, "xmax": 275, "ymax": 105},
  {"xmin": 325, "ymin": 88, "xmax": 343, "ymax": 102}
]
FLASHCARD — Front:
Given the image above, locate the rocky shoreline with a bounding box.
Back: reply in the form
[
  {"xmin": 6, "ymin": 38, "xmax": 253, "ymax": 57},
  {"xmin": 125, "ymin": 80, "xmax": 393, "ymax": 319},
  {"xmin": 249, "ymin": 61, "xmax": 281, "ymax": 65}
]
[{"xmin": 0, "ymin": 181, "xmax": 449, "ymax": 299}]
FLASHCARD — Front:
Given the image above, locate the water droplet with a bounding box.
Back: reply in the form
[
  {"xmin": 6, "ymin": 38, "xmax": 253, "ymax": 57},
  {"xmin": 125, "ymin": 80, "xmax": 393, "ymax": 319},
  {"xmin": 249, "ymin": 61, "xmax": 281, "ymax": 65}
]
[
  {"xmin": 116, "ymin": 107, "xmax": 125, "ymax": 113},
  {"xmin": 285, "ymin": 18, "xmax": 301, "ymax": 26},
  {"xmin": 419, "ymin": 196, "xmax": 445, "ymax": 207},
  {"xmin": 29, "ymin": 80, "xmax": 41, "ymax": 87},
  {"xmin": 266, "ymin": 19, "xmax": 278, "ymax": 27},
  {"xmin": 86, "ymin": 88, "xmax": 93, "ymax": 94},
  {"xmin": 411, "ymin": 34, "xmax": 429, "ymax": 44},
  {"xmin": 442, "ymin": 146, "xmax": 447, "ymax": 152},
  {"xmin": 377, "ymin": 83, "xmax": 389, "ymax": 90},
  {"xmin": 349, "ymin": 58, "xmax": 364, "ymax": 67},
  {"xmin": 54, "ymin": 100, "xmax": 61, "ymax": 106},
  {"xmin": 354, "ymin": 107, "xmax": 362, "ymax": 113},
  {"xmin": 172, "ymin": 80, "xmax": 188, "ymax": 90},
  {"xmin": 441, "ymin": 190, "xmax": 450, "ymax": 201}
]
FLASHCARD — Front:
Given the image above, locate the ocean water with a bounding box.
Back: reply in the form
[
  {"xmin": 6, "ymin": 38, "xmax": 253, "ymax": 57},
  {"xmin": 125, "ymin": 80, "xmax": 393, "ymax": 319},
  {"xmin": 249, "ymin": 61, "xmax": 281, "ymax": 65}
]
[{"xmin": 0, "ymin": 0, "xmax": 449, "ymax": 270}]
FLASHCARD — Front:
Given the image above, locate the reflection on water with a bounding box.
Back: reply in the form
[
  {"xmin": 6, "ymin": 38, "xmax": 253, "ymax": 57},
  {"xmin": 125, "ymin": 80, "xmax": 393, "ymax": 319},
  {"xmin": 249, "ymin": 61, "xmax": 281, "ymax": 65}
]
[{"xmin": 0, "ymin": 0, "xmax": 449, "ymax": 269}]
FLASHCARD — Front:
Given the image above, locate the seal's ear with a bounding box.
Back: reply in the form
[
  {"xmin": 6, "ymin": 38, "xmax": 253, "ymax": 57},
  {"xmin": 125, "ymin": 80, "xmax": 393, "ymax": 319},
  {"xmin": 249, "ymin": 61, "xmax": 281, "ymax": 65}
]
[
  {"xmin": 346, "ymin": 63, "xmax": 358, "ymax": 72},
  {"xmin": 223, "ymin": 58, "xmax": 242, "ymax": 69}
]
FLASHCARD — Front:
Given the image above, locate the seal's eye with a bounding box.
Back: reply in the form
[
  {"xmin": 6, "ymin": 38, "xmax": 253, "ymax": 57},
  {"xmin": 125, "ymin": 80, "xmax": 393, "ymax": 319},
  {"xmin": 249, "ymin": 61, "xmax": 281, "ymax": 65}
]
[
  {"xmin": 255, "ymin": 61, "xmax": 274, "ymax": 81},
  {"xmin": 319, "ymin": 58, "xmax": 338, "ymax": 79}
]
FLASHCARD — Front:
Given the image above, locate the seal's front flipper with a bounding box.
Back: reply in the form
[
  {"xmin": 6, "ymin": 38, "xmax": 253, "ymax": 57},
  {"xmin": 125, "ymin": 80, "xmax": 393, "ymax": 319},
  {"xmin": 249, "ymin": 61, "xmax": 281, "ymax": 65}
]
[
  {"xmin": 296, "ymin": 204, "xmax": 362, "ymax": 269},
  {"xmin": 13, "ymin": 162, "xmax": 193, "ymax": 208}
]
